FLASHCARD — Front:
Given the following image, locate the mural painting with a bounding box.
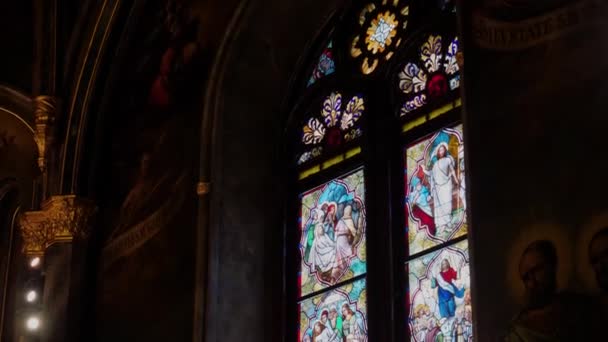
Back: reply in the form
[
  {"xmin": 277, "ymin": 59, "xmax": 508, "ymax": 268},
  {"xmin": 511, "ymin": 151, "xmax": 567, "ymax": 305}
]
[
  {"xmin": 463, "ymin": 0, "xmax": 608, "ymax": 339},
  {"xmin": 94, "ymin": 0, "xmax": 205, "ymax": 340}
]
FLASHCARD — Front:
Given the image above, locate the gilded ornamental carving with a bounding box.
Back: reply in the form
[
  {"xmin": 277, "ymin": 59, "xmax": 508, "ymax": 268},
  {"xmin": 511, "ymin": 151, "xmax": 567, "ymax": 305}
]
[
  {"xmin": 33, "ymin": 95, "xmax": 57, "ymax": 173},
  {"xmin": 18, "ymin": 195, "xmax": 97, "ymax": 256}
]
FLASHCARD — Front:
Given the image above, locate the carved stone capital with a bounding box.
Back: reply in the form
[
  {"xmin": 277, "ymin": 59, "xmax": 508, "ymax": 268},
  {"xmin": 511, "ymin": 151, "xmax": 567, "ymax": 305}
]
[
  {"xmin": 197, "ymin": 181, "xmax": 210, "ymax": 196},
  {"xmin": 33, "ymin": 95, "xmax": 58, "ymax": 173},
  {"xmin": 18, "ymin": 195, "xmax": 97, "ymax": 257}
]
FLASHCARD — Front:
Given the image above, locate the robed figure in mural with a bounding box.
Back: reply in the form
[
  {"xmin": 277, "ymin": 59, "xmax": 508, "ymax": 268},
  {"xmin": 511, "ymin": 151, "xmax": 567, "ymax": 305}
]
[
  {"xmin": 505, "ymin": 240, "xmax": 600, "ymax": 341},
  {"xmin": 105, "ymin": 2, "xmax": 201, "ymax": 246}
]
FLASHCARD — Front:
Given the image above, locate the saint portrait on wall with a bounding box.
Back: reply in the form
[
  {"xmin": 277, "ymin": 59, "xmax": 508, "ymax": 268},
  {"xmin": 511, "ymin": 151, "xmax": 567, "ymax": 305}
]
[{"xmin": 102, "ymin": 0, "xmax": 204, "ymax": 264}]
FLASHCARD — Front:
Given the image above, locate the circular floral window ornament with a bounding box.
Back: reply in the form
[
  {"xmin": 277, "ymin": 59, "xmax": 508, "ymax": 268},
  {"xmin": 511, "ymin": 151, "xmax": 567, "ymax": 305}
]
[{"xmin": 351, "ymin": 0, "xmax": 409, "ymax": 75}]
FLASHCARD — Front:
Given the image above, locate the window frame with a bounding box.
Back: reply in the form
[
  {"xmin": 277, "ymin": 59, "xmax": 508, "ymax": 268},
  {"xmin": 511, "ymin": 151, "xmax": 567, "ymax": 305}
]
[{"xmin": 284, "ymin": 4, "xmax": 468, "ymax": 342}]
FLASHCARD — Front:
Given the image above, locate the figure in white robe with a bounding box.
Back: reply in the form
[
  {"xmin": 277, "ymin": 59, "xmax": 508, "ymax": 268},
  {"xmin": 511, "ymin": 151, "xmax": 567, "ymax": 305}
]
[
  {"xmin": 333, "ymin": 205, "xmax": 356, "ymax": 278},
  {"xmin": 458, "ymin": 153, "xmax": 466, "ymax": 211},
  {"xmin": 310, "ymin": 209, "xmax": 337, "ymax": 275},
  {"xmin": 312, "ymin": 322, "xmax": 338, "ymax": 342},
  {"xmin": 423, "ymin": 143, "xmax": 458, "ymax": 231},
  {"xmin": 342, "ymin": 304, "xmax": 366, "ymax": 342}
]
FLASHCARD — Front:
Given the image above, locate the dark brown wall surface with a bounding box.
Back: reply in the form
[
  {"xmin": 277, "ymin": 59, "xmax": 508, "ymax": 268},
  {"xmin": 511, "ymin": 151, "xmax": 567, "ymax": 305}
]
[
  {"xmin": 461, "ymin": 0, "xmax": 608, "ymax": 339},
  {"xmin": 204, "ymin": 1, "xmax": 341, "ymax": 341},
  {"xmin": 0, "ymin": 2, "xmax": 33, "ymax": 93},
  {"xmin": 90, "ymin": 0, "xmax": 210, "ymax": 340}
]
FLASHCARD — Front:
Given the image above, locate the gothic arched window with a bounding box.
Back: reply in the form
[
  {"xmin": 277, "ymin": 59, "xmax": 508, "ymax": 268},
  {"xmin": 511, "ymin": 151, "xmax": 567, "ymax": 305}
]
[{"xmin": 287, "ymin": 1, "xmax": 470, "ymax": 341}]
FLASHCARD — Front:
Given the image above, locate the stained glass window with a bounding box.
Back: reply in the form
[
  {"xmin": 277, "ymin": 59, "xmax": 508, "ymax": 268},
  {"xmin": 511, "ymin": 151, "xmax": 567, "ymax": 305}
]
[
  {"xmin": 290, "ymin": 2, "xmax": 468, "ymax": 341},
  {"xmin": 405, "ymin": 124, "xmax": 466, "ymax": 256},
  {"xmin": 404, "ymin": 124, "xmax": 472, "ymax": 341},
  {"xmin": 398, "ymin": 35, "xmax": 460, "ymax": 117},
  {"xmin": 298, "ymin": 92, "xmax": 365, "ymax": 166},
  {"xmin": 350, "ymin": 1, "xmax": 409, "ymax": 74},
  {"xmin": 297, "ymin": 168, "xmax": 368, "ymax": 341},
  {"xmin": 308, "ymin": 41, "xmax": 336, "ymax": 87},
  {"xmin": 299, "ymin": 168, "xmax": 366, "ymax": 296},
  {"xmin": 407, "ymin": 240, "xmax": 472, "ymax": 341}
]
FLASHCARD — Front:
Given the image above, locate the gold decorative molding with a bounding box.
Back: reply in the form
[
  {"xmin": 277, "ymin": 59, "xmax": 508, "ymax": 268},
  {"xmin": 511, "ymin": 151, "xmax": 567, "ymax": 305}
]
[
  {"xmin": 196, "ymin": 182, "xmax": 210, "ymax": 196},
  {"xmin": 456, "ymin": 51, "xmax": 464, "ymax": 69},
  {"xmin": 18, "ymin": 195, "xmax": 97, "ymax": 257},
  {"xmin": 33, "ymin": 95, "xmax": 58, "ymax": 173}
]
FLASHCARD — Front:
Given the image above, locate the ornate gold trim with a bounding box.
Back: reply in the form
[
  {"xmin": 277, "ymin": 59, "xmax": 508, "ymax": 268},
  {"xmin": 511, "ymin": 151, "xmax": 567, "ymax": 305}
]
[
  {"xmin": 18, "ymin": 195, "xmax": 97, "ymax": 256},
  {"xmin": 33, "ymin": 95, "xmax": 58, "ymax": 173},
  {"xmin": 456, "ymin": 51, "xmax": 464, "ymax": 69},
  {"xmin": 196, "ymin": 182, "xmax": 210, "ymax": 196}
]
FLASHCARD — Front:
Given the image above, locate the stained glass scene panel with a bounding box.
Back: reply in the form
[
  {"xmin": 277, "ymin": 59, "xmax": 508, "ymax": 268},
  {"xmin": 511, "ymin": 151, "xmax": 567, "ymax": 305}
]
[
  {"xmin": 299, "ymin": 168, "xmax": 366, "ymax": 297},
  {"xmin": 299, "ymin": 278, "xmax": 368, "ymax": 342},
  {"xmin": 405, "ymin": 124, "xmax": 466, "ymax": 256},
  {"xmin": 407, "ymin": 240, "xmax": 472, "ymax": 342}
]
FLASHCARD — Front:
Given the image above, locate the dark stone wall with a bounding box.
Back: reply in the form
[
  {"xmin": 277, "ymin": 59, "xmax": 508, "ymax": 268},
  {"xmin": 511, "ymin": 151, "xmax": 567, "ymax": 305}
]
[
  {"xmin": 0, "ymin": 1, "xmax": 33, "ymax": 93},
  {"xmin": 461, "ymin": 0, "xmax": 608, "ymax": 339},
  {"xmin": 205, "ymin": 1, "xmax": 341, "ymax": 341}
]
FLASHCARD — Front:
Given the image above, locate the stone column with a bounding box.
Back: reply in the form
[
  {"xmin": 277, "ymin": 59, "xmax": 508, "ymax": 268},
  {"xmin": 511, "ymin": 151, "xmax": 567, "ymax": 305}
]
[{"xmin": 18, "ymin": 195, "xmax": 96, "ymax": 342}]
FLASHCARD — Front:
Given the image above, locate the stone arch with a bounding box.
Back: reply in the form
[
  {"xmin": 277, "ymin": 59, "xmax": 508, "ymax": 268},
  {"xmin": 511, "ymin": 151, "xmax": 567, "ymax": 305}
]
[{"xmin": 200, "ymin": 1, "xmax": 343, "ymax": 340}]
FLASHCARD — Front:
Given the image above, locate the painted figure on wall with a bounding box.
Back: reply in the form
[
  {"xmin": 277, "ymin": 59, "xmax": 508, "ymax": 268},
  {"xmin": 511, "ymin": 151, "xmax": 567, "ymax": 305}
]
[
  {"xmin": 504, "ymin": 240, "xmax": 599, "ymax": 341},
  {"xmin": 102, "ymin": 0, "xmax": 202, "ymax": 260},
  {"xmin": 95, "ymin": 1, "xmax": 206, "ymax": 340}
]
